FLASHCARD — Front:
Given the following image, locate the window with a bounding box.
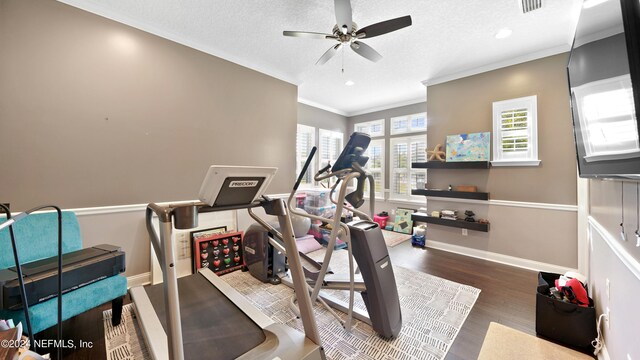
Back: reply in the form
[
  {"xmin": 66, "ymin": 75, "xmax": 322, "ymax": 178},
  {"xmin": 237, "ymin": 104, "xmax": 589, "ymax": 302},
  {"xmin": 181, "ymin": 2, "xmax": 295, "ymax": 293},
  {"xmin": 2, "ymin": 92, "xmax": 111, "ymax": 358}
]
[
  {"xmin": 492, "ymin": 95, "xmax": 541, "ymax": 166},
  {"xmin": 572, "ymin": 74, "xmax": 640, "ymax": 162},
  {"xmin": 296, "ymin": 124, "xmax": 316, "ymax": 185},
  {"xmin": 318, "ymin": 129, "xmax": 344, "ymax": 170},
  {"xmin": 354, "ymin": 119, "xmax": 385, "ymax": 137},
  {"xmin": 389, "ymin": 135, "xmax": 426, "ymax": 201},
  {"xmin": 362, "ymin": 139, "xmax": 385, "ymax": 199},
  {"xmin": 390, "ymin": 113, "xmax": 427, "ymax": 135}
]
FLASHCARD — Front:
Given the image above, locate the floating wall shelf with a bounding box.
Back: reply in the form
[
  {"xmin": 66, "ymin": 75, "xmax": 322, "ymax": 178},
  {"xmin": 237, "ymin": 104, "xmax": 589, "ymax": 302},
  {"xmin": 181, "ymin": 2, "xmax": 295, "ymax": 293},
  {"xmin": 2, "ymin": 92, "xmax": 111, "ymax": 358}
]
[
  {"xmin": 411, "ymin": 189, "xmax": 489, "ymax": 201},
  {"xmin": 411, "ymin": 213, "xmax": 489, "ymax": 232},
  {"xmin": 411, "ymin": 161, "xmax": 490, "ymax": 169}
]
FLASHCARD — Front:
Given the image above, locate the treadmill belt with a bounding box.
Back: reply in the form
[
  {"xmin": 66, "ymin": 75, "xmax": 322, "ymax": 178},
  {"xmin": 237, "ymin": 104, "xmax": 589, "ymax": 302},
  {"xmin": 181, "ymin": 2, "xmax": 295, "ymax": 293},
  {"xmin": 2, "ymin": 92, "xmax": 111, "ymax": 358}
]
[{"xmin": 145, "ymin": 273, "xmax": 266, "ymax": 359}]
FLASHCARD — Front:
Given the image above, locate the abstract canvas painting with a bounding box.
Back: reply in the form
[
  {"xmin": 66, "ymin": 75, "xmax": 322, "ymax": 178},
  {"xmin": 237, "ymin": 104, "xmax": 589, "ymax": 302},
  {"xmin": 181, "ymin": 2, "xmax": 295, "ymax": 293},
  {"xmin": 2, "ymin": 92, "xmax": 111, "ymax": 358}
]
[{"xmin": 446, "ymin": 132, "xmax": 491, "ymax": 162}]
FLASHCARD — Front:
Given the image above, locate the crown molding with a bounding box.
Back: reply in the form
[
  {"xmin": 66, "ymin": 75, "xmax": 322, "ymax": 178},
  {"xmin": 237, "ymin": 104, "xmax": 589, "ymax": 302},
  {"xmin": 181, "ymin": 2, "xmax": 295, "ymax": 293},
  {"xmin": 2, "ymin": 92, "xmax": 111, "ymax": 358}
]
[
  {"xmin": 297, "ymin": 98, "xmax": 348, "ymax": 117},
  {"xmin": 422, "ymin": 44, "xmax": 570, "ymax": 87}
]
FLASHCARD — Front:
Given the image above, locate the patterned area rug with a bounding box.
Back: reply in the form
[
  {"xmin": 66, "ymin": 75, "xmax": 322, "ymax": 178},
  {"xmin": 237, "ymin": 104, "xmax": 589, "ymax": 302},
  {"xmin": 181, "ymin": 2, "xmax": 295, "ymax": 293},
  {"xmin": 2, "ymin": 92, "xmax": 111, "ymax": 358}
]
[
  {"xmin": 103, "ymin": 304, "xmax": 149, "ymax": 360},
  {"xmin": 104, "ymin": 250, "xmax": 480, "ymax": 360},
  {"xmin": 381, "ymin": 229, "xmax": 412, "ymax": 247}
]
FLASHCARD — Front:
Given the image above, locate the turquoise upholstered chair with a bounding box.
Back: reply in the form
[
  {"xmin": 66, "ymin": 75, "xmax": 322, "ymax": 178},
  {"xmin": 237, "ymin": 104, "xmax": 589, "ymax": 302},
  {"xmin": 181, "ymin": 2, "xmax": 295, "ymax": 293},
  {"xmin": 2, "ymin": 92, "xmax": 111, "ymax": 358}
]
[{"xmin": 0, "ymin": 211, "xmax": 127, "ymax": 334}]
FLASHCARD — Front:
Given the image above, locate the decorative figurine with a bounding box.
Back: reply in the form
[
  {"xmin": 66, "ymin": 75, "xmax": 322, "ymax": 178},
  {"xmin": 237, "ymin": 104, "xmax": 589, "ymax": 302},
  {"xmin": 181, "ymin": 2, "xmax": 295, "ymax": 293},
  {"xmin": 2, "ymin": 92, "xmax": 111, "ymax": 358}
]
[
  {"xmin": 464, "ymin": 210, "xmax": 476, "ymax": 222},
  {"xmin": 426, "ymin": 144, "xmax": 446, "ymax": 162}
]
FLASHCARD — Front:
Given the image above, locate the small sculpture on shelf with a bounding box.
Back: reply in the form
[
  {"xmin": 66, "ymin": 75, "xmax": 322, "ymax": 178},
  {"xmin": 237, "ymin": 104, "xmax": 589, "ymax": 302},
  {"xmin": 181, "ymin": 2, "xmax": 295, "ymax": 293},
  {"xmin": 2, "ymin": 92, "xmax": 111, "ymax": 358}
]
[
  {"xmin": 426, "ymin": 144, "xmax": 446, "ymax": 162},
  {"xmin": 464, "ymin": 210, "xmax": 476, "ymax": 222}
]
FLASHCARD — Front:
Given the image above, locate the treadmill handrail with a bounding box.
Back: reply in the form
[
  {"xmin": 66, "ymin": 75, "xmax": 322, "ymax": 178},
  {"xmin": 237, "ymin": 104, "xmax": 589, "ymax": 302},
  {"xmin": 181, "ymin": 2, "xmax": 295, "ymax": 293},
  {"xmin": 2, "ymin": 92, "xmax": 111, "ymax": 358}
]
[{"xmin": 144, "ymin": 196, "xmax": 324, "ymax": 359}]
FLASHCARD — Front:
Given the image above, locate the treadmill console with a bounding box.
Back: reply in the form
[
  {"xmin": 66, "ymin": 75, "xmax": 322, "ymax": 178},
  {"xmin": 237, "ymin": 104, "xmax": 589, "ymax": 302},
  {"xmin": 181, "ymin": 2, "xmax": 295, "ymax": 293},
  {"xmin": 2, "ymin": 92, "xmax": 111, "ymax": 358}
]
[{"xmin": 199, "ymin": 166, "xmax": 277, "ymax": 207}]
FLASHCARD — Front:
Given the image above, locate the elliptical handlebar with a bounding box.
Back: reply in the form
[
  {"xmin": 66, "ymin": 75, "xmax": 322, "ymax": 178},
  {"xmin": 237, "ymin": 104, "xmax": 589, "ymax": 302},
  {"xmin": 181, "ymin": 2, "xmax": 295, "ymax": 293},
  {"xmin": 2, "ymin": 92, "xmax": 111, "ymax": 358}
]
[{"xmin": 294, "ymin": 146, "xmax": 317, "ymax": 192}]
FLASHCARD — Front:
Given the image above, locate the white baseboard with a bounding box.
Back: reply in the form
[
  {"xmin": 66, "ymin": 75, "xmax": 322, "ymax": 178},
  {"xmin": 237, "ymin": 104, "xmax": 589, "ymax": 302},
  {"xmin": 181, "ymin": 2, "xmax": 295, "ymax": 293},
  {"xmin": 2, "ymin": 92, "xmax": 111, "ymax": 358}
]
[
  {"xmin": 127, "ymin": 272, "xmax": 151, "ymax": 289},
  {"xmin": 426, "ymin": 239, "xmax": 577, "ymax": 274}
]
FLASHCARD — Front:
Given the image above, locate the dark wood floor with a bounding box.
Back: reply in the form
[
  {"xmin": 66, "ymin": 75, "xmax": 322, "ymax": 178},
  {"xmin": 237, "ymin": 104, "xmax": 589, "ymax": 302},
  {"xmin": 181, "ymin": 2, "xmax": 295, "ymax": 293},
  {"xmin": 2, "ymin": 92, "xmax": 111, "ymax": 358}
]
[
  {"xmin": 31, "ymin": 241, "xmax": 580, "ymax": 359},
  {"xmin": 389, "ymin": 242, "xmax": 538, "ymax": 360}
]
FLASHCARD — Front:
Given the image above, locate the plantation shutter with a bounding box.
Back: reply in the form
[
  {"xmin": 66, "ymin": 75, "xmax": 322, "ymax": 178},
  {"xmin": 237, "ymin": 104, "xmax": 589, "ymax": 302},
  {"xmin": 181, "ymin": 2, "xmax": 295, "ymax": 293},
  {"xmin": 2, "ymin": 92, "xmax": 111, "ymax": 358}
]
[
  {"xmin": 319, "ymin": 129, "xmax": 344, "ymax": 170},
  {"xmin": 492, "ymin": 95, "xmax": 540, "ymax": 166},
  {"xmin": 363, "ymin": 139, "xmax": 384, "ymax": 198},
  {"xmin": 390, "ymin": 135, "xmax": 426, "ymax": 200},
  {"xmin": 296, "ymin": 124, "xmax": 315, "ymax": 185},
  {"xmin": 500, "ymin": 108, "xmax": 529, "ymax": 153}
]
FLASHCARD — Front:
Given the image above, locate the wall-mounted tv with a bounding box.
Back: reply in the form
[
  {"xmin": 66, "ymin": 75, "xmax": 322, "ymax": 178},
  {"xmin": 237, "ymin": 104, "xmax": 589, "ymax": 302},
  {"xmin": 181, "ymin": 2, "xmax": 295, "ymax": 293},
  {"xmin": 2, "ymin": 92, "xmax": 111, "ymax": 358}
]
[{"xmin": 568, "ymin": 0, "xmax": 640, "ymax": 179}]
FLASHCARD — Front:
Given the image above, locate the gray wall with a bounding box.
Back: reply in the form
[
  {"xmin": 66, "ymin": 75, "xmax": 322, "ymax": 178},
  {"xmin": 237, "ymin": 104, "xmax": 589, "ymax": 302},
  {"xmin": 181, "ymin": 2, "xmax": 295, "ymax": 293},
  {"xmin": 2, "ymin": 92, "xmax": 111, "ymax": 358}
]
[
  {"xmin": 298, "ymin": 103, "xmax": 348, "ymax": 135},
  {"xmin": 348, "ymin": 54, "xmax": 578, "ymax": 268},
  {"xmin": 0, "ymin": 0, "xmax": 298, "ymax": 212},
  {"xmin": 590, "ymin": 180, "xmax": 640, "ymax": 265},
  {"xmin": 426, "ymin": 53, "xmax": 577, "ymax": 204},
  {"xmin": 0, "ymin": 0, "xmax": 298, "ymax": 277},
  {"xmin": 423, "ymin": 53, "xmax": 578, "ymax": 268}
]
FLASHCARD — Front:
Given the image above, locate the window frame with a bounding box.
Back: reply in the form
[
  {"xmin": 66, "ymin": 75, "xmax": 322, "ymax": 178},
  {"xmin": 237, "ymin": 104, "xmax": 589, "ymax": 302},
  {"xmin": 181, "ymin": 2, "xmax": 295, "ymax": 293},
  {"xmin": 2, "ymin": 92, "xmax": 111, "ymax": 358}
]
[
  {"xmin": 318, "ymin": 129, "xmax": 344, "ymax": 170},
  {"xmin": 296, "ymin": 124, "xmax": 316, "ymax": 188},
  {"xmin": 491, "ymin": 95, "xmax": 541, "ymax": 167},
  {"xmin": 389, "ymin": 135, "xmax": 426, "ymax": 202},
  {"xmin": 363, "ymin": 138, "xmax": 385, "ymax": 200},
  {"xmin": 390, "ymin": 112, "xmax": 427, "ymax": 135},
  {"xmin": 354, "ymin": 119, "xmax": 385, "ymax": 138}
]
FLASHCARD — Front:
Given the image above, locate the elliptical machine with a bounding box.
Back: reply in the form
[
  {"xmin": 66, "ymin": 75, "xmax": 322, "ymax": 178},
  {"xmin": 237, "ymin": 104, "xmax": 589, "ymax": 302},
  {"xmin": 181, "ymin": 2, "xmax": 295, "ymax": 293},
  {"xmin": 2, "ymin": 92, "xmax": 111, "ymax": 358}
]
[{"xmin": 244, "ymin": 132, "xmax": 402, "ymax": 338}]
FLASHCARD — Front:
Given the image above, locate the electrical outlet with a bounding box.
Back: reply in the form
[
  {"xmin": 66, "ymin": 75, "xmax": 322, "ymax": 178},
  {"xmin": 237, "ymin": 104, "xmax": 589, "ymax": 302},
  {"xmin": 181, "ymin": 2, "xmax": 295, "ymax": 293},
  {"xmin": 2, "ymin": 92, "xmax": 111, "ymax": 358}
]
[
  {"xmin": 606, "ymin": 307, "xmax": 611, "ymax": 329},
  {"xmin": 606, "ymin": 278, "xmax": 610, "ymax": 299},
  {"xmin": 462, "ymin": 228, "xmax": 468, "ymax": 236}
]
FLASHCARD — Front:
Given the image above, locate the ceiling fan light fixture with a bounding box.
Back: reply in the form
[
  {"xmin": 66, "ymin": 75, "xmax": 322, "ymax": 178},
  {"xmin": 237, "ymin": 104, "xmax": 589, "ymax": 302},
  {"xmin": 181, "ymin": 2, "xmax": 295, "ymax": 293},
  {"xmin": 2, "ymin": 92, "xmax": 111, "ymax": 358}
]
[
  {"xmin": 345, "ymin": 80, "xmax": 355, "ymax": 86},
  {"xmin": 495, "ymin": 28, "xmax": 513, "ymax": 39},
  {"xmin": 284, "ymin": 0, "xmax": 412, "ymax": 66}
]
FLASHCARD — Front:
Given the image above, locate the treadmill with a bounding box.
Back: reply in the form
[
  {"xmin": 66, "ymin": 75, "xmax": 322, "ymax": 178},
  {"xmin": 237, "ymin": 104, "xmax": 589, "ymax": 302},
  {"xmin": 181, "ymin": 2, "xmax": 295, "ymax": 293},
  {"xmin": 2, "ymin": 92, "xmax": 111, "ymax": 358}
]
[{"xmin": 130, "ymin": 166, "xmax": 325, "ymax": 360}]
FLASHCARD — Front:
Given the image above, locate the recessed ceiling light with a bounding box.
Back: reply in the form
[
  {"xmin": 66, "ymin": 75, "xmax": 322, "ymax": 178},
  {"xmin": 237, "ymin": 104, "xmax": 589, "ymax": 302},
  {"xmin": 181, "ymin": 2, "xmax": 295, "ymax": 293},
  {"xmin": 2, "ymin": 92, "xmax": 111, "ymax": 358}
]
[
  {"xmin": 583, "ymin": 0, "xmax": 611, "ymax": 9},
  {"xmin": 495, "ymin": 28, "xmax": 512, "ymax": 39},
  {"xmin": 345, "ymin": 80, "xmax": 355, "ymax": 86}
]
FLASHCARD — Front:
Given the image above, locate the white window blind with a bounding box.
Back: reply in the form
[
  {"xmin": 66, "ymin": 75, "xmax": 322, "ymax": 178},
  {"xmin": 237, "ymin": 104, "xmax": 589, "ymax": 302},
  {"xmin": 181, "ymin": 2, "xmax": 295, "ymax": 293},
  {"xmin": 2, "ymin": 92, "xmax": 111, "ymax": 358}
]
[
  {"xmin": 572, "ymin": 74, "xmax": 640, "ymax": 162},
  {"xmin": 390, "ymin": 113, "xmax": 427, "ymax": 135},
  {"xmin": 354, "ymin": 119, "xmax": 385, "ymax": 137},
  {"xmin": 319, "ymin": 129, "xmax": 344, "ymax": 170},
  {"xmin": 363, "ymin": 139, "xmax": 385, "ymax": 199},
  {"xmin": 296, "ymin": 124, "xmax": 316, "ymax": 185},
  {"xmin": 389, "ymin": 135, "xmax": 426, "ymax": 200},
  {"xmin": 492, "ymin": 95, "xmax": 540, "ymax": 166}
]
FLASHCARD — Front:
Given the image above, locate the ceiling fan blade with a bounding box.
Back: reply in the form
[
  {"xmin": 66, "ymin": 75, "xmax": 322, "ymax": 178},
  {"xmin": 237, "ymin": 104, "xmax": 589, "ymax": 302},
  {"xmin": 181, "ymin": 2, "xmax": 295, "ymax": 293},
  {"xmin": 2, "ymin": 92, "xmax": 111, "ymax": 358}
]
[
  {"xmin": 350, "ymin": 41, "xmax": 382, "ymax": 62},
  {"xmin": 334, "ymin": 0, "xmax": 353, "ymax": 34},
  {"xmin": 283, "ymin": 31, "xmax": 337, "ymax": 40},
  {"xmin": 316, "ymin": 44, "xmax": 342, "ymax": 65},
  {"xmin": 356, "ymin": 15, "xmax": 412, "ymax": 39}
]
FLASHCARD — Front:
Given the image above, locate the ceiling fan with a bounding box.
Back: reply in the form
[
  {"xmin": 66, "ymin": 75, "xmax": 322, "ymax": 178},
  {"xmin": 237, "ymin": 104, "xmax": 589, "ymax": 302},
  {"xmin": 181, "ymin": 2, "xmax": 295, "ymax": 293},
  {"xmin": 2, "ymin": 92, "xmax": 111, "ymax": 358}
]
[{"xmin": 283, "ymin": 0, "xmax": 412, "ymax": 65}]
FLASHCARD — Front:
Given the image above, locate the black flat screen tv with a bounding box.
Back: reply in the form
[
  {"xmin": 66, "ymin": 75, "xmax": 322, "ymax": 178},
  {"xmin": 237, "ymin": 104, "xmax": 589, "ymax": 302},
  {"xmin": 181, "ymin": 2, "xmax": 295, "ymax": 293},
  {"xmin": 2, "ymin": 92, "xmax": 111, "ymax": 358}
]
[{"xmin": 568, "ymin": 0, "xmax": 640, "ymax": 179}]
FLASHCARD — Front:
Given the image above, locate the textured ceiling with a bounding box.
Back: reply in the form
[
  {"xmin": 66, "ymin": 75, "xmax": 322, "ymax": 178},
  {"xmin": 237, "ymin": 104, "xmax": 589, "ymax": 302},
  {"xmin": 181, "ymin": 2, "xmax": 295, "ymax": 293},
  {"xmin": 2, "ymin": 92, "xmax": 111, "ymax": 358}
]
[{"xmin": 59, "ymin": 0, "xmax": 583, "ymax": 116}]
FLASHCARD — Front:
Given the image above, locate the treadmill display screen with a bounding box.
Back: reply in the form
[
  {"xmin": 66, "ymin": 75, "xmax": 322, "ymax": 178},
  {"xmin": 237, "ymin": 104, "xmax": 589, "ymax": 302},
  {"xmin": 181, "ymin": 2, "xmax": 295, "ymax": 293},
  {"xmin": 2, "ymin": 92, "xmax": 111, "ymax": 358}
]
[{"xmin": 214, "ymin": 176, "xmax": 265, "ymax": 206}]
